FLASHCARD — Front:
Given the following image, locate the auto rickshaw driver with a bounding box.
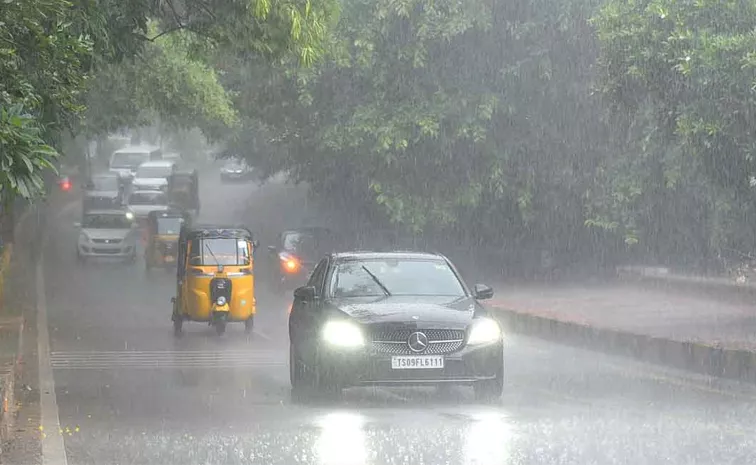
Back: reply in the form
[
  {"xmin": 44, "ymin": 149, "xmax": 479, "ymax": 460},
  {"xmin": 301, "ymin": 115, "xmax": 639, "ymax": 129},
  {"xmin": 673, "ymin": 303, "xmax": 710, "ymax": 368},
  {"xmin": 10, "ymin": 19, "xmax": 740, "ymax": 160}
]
[
  {"xmin": 145, "ymin": 209, "xmax": 190, "ymax": 270},
  {"xmin": 172, "ymin": 225, "xmax": 258, "ymax": 336}
]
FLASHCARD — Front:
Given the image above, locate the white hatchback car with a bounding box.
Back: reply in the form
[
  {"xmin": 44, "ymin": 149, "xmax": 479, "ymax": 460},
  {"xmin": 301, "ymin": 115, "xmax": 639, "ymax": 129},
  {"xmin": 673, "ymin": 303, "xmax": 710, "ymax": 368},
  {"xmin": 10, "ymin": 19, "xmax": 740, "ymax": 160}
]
[
  {"xmin": 132, "ymin": 160, "xmax": 177, "ymax": 191},
  {"xmin": 75, "ymin": 210, "xmax": 138, "ymax": 263},
  {"xmin": 126, "ymin": 189, "xmax": 170, "ymax": 221}
]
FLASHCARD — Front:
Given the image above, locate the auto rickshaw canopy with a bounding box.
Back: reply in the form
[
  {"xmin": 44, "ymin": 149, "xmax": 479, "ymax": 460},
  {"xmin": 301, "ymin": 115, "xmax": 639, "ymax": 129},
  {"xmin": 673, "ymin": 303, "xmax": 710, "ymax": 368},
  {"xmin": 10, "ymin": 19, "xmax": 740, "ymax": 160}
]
[
  {"xmin": 177, "ymin": 225, "xmax": 256, "ymax": 277},
  {"xmin": 146, "ymin": 209, "xmax": 192, "ymax": 235}
]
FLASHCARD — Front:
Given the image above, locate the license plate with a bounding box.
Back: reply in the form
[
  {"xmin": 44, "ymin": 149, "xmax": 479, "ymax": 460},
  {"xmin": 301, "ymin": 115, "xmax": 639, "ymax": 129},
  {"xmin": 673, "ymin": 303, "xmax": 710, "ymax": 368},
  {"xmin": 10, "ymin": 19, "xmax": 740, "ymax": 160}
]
[{"xmin": 391, "ymin": 355, "xmax": 444, "ymax": 370}]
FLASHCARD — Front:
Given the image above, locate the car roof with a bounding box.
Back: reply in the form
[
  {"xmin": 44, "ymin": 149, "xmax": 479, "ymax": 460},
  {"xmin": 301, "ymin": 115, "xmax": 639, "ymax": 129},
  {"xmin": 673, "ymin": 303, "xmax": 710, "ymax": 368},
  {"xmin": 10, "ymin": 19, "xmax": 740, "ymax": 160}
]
[
  {"xmin": 283, "ymin": 227, "xmax": 335, "ymax": 235},
  {"xmin": 331, "ymin": 251, "xmax": 447, "ymax": 261},
  {"xmin": 130, "ymin": 189, "xmax": 167, "ymax": 195},
  {"xmin": 137, "ymin": 160, "xmax": 174, "ymax": 168},
  {"xmin": 92, "ymin": 172, "xmax": 119, "ymax": 178},
  {"xmin": 113, "ymin": 145, "xmax": 160, "ymax": 154},
  {"xmin": 83, "ymin": 209, "xmax": 131, "ymax": 216}
]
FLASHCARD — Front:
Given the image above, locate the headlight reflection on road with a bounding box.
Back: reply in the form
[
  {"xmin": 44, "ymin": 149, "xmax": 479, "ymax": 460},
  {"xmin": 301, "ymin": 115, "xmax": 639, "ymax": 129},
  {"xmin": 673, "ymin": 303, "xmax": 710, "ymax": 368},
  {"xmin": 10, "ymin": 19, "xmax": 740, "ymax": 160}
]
[
  {"xmin": 463, "ymin": 412, "xmax": 513, "ymax": 465},
  {"xmin": 315, "ymin": 412, "xmax": 368, "ymax": 465}
]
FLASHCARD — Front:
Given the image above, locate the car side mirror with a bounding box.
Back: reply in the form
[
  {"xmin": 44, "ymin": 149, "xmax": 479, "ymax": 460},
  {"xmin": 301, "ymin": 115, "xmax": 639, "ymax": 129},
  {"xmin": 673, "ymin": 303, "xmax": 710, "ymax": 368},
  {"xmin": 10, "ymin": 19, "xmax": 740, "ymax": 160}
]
[
  {"xmin": 293, "ymin": 286, "xmax": 315, "ymax": 301},
  {"xmin": 267, "ymin": 245, "xmax": 277, "ymax": 254},
  {"xmin": 473, "ymin": 284, "xmax": 494, "ymax": 300},
  {"xmin": 253, "ymin": 240, "xmax": 260, "ymax": 249}
]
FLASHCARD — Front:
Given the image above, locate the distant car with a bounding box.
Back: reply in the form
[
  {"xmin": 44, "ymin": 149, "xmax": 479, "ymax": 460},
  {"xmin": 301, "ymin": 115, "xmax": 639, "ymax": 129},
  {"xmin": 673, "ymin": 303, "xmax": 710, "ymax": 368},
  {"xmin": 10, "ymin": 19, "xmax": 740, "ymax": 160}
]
[
  {"xmin": 220, "ymin": 159, "xmax": 255, "ymax": 182},
  {"xmin": 109, "ymin": 145, "xmax": 163, "ymax": 183},
  {"xmin": 126, "ymin": 189, "xmax": 170, "ymax": 221},
  {"xmin": 75, "ymin": 209, "xmax": 138, "ymax": 263},
  {"xmin": 82, "ymin": 173, "xmax": 125, "ymax": 212},
  {"xmin": 132, "ymin": 160, "xmax": 177, "ymax": 191},
  {"xmin": 267, "ymin": 227, "xmax": 342, "ymax": 292},
  {"xmin": 288, "ymin": 251, "xmax": 502, "ymax": 400}
]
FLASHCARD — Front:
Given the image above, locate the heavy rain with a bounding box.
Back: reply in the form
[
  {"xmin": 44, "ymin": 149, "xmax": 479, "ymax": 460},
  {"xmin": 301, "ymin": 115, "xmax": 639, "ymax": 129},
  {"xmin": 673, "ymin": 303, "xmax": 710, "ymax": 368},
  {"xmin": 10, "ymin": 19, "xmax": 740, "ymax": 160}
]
[{"xmin": 1, "ymin": 0, "xmax": 756, "ymax": 464}]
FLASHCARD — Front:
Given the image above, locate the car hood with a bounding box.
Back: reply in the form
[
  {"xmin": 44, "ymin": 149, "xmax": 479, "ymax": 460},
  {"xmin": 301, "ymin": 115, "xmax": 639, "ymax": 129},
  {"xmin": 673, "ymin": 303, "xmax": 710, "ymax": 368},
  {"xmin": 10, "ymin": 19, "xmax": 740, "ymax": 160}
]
[
  {"xmin": 133, "ymin": 178, "xmax": 167, "ymax": 187},
  {"xmin": 128, "ymin": 205, "xmax": 168, "ymax": 217},
  {"xmin": 85, "ymin": 190, "xmax": 119, "ymax": 198},
  {"xmin": 328, "ymin": 295, "xmax": 479, "ymax": 328},
  {"xmin": 81, "ymin": 228, "xmax": 132, "ymax": 240}
]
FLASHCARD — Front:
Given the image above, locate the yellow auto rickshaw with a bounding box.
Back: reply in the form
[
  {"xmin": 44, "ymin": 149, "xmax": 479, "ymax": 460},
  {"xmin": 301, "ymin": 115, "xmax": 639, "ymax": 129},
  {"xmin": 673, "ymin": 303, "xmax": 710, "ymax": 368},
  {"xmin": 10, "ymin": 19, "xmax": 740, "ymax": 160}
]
[
  {"xmin": 171, "ymin": 225, "xmax": 258, "ymax": 336},
  {"xmin": 145, "ymin": 209, "xmax": 191, "ymax": 270}
]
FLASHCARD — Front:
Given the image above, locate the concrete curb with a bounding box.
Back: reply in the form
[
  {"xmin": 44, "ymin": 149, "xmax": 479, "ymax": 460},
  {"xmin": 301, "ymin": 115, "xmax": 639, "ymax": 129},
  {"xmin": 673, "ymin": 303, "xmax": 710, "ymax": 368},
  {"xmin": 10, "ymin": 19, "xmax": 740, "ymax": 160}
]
[
  {"xmin": 616, "ymin": 267, "xmax": 756, "ymax": 302},
  {"xmin": 491, "ymin": 307, "xmax": 756, "ymax": 383}
]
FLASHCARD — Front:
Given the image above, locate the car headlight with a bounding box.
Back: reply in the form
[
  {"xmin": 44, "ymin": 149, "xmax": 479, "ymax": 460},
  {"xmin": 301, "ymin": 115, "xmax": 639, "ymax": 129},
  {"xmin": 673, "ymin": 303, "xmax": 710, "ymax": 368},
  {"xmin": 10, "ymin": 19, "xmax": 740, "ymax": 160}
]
[
  {"xmin": 467, "ymin": 317, "xmax": 502, "ymax": 345},
  {"xmin": 216, "ymin": 296, "xmax": 227, "ymax": 306},
  {"xmin": 321, "ymin": 320, "xmax": 364, "ymax": 348},
  {"xmin": 125, "ymin": 211, "xmax": 134, "ymax": 220}
]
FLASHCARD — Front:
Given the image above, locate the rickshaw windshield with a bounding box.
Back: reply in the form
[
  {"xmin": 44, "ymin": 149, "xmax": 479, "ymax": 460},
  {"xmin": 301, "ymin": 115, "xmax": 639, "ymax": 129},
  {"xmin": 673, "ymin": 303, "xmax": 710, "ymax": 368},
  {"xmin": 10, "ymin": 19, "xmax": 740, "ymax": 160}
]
[
  {"xmin": 156, "ymin": 218, "xmax": 183, "ymax": 235},
  {"xmin": 189, "ymin": 238, "xmax": 250, "ymax": 266}
]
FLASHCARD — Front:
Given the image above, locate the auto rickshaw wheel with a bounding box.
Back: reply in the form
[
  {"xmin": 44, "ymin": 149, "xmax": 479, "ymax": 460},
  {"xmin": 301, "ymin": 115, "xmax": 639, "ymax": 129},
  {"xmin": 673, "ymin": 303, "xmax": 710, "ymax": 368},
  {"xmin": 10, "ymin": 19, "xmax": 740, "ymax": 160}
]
[
  {"xmin": 173, "ymin": 317, "xmax": 183, "ymax": 336},
  {"xmin": 215, "ymin": 320, "xmax": 227, "ymax": 335},
  {"xmin": 244, "ymin": 316, "xmax": 254, "ymax": 334}
]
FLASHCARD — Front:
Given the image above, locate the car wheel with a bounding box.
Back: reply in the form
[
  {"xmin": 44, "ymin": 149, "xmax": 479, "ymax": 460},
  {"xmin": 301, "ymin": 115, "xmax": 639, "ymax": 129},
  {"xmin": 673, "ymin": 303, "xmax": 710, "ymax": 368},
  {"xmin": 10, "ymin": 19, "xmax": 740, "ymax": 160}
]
[
  {"xmin": 289, "ymin": 342, "xmax": 307, "ymax": 389},
  {"xmin": 76, "ymin": 251, "xmax": 86, "ymax": 265},
  {"xmin": 314, "ymin": 353, "xmax": 343, "ymax": 398},
  {"xmin": 473, "ymin": 371, "xmax": 503, "ymax": 403}
]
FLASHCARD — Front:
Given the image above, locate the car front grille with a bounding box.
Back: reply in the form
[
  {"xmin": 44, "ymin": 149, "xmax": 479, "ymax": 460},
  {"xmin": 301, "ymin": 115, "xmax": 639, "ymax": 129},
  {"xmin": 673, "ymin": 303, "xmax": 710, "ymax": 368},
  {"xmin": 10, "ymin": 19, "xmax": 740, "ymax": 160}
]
[
  {"xmin": 369, "ymin": 328, "xmax": 466, "ymax": 355},
  {"xmin": 92, "ymin": 248, "xmax": 121, "ymax": 254},
  {"xmin": 92, "ymin": 238, "xmax": 122, "ymax": 244},
  {"xmin": 370, "ymin": 329, "xmax": 464, "ymax": 342},
  {"xmin": 371, "ymin": 340, "xmax": 464, "ymax": 355}
]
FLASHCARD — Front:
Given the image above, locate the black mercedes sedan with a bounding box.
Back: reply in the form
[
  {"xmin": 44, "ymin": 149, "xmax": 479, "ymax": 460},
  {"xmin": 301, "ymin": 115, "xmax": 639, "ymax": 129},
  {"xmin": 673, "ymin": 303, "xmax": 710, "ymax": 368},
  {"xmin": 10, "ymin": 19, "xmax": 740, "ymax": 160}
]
[{"xmin": 288, "ymin": 251, "xmax": 503, "ymax": 401}]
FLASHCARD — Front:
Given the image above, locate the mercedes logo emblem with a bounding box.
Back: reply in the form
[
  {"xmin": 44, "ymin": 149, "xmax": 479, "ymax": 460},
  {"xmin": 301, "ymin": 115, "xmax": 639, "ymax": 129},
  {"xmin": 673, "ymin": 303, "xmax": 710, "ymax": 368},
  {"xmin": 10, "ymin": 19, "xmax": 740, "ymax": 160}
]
[{"xmin": 407, "ymin": 331, "xmax": 429, "ymax": 353}]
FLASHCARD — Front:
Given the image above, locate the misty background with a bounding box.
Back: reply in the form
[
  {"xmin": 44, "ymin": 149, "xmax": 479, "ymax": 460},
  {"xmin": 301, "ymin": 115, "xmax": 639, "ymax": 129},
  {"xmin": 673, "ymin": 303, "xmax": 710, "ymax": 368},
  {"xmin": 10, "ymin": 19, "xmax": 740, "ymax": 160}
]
[{"xmin": 3, "ymin": 0, "xmax": 754, "ymax": 281}]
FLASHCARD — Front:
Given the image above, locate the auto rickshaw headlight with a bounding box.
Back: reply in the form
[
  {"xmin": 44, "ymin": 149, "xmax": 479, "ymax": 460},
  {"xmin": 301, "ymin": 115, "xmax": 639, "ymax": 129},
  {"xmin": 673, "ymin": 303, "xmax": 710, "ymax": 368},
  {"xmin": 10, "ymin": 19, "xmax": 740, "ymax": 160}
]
[
  {"xmin": 125, "ymin": 211, "xmax": 135, "ymax": 221},
  {"xmin": 216, "ymin": 296, "xmax": 227, "ymax": 306}
]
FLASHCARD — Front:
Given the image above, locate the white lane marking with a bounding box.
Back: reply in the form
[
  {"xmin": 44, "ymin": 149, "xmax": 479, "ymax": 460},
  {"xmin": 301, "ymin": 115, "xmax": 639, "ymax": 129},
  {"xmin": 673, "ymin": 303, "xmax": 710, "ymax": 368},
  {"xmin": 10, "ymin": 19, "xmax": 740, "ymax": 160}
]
[
  {"xmin": 37, "ymin": 258, "xmax": 68, "ymax": 465},
  {"xmin": 50, "ymin": 350, "xmax": 286, "ymax": 369}
]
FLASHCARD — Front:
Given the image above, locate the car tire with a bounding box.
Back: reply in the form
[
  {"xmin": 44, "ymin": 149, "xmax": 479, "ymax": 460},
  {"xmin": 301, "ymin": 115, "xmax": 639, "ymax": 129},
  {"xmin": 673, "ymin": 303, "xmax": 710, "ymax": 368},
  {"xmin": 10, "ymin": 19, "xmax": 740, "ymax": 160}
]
[
  {"xmin": 289, "ymin": 342, "xmax": 307, "ymax": 389},
  {"xmin": 473, "ymin": 371, "xmax": 503, "ymax": 403},
  {"xmin": 313, "ymin": 353, "xmax": 343, "ymax": 398},
  {"xmin": 76, "ymin": 251, "xmax": 86, "ymax": 265}
]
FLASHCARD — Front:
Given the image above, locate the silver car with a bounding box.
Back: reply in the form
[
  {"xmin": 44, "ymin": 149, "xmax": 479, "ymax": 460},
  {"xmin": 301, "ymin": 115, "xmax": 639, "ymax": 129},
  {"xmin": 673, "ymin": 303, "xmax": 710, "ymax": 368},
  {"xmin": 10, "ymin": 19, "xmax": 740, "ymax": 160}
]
[
  {"xmin": 75, "ymin": 210, "xmax": 138, "ymax": 263},
  {"xmin": 126, "ymin": 189, "xmax": 169, "ymax": 220}
]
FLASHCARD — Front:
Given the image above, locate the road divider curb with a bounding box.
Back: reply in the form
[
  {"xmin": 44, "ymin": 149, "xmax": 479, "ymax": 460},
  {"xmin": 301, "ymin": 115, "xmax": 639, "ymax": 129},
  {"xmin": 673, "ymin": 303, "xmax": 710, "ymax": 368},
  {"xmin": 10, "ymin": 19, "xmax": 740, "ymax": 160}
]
[
  {"xmin": 490, "ymin": 306, "xmax": 756, "ymax": 384},
  {"xmin": 616, "ymin": 266, "xmax": 756, "ymax": 302}
]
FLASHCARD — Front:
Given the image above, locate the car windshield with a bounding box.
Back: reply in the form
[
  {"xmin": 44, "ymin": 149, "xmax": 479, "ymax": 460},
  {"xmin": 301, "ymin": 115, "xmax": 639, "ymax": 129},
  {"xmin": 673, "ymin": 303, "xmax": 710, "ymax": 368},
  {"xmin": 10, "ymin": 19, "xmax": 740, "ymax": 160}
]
[
  {"xmin": 137, "ymin": 166, "xmax": 171, "ymax": 178},
  {"xmin": 156, "ymin": 218, "xmax": 183, "ymax": 235},
  {"xmin": 111, "ymin": 152, "xmax": 149, "ymax": 169},
  {"xmin": 82, "ymin": 214, "xmax": 131, "ymax": 229},
  {"xmin": 329, "ymin": 258, "xmax": 466, "ymax": 297},
  {"xmin": 189, "ymin": 238, "xmax": 250, "ymax": 266},
  {"xmin": 283, "ymin": 232, "xmax": 317, "ymax": 253},
  {"xmin": 128, "ymin": 192, "xmax": 167, "ymax": 205},
  {"xmin": 91, "ymin": 176, "xmax": 119, "ymax": 191}
]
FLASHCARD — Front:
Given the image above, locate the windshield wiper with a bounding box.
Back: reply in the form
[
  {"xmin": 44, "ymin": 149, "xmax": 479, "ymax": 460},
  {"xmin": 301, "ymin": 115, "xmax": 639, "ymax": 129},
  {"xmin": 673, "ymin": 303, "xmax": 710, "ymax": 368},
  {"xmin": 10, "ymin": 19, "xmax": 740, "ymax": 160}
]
[
  {"xmin": 204, "ymin": 242, "xmax": 220, "ymax": 267},
  {"xmin": 361, "ymin": 265, "xmax": 391, "ymax": 296}
]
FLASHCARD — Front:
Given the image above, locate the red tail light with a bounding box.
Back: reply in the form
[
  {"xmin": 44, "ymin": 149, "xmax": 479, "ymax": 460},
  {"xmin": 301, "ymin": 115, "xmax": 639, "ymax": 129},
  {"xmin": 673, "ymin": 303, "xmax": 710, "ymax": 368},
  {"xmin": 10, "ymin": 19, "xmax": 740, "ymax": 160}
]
[{"xmin": 60, "ymin": 178, "xmax": 71, "ymax": 191}]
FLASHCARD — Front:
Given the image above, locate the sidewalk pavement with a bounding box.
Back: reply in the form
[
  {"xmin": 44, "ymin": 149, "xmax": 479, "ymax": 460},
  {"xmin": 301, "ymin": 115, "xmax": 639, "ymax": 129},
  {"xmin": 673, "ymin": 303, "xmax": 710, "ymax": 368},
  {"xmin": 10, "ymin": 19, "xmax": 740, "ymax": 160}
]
[{"xmin": 488, "ymin": 279, "xmax": 756, "ymax": 383}]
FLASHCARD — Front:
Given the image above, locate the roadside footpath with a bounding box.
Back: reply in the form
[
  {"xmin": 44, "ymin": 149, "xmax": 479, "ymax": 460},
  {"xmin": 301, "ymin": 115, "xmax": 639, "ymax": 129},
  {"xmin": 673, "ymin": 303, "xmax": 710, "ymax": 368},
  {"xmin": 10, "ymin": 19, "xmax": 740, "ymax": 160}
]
[
  {"xmin": 0, "ymin": 178, "xmax": 80, "ymax": 463},
  {"xmin": 488, "ymin": 279, "xmax": 756, "ymax": 384}
]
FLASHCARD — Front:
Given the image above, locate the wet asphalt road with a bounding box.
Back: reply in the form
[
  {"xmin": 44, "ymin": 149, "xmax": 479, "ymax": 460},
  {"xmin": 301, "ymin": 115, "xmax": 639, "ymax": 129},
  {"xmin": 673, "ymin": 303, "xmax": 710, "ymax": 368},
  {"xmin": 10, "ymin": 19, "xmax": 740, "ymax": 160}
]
[{"xmin": 41, "ymin": 173, "xmax": 756, "ymax": 465}]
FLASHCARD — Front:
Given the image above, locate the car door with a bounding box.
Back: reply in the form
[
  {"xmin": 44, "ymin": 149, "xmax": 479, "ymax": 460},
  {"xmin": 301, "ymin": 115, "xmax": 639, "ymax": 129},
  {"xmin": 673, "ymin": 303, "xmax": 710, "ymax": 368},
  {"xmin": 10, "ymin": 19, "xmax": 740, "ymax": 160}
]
[{"xmin": 290, "ymin": 258, "xmax": 328, "ymax": 360}]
